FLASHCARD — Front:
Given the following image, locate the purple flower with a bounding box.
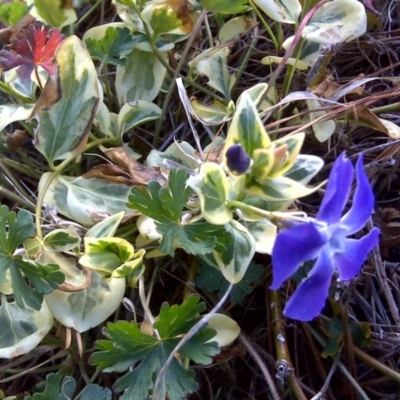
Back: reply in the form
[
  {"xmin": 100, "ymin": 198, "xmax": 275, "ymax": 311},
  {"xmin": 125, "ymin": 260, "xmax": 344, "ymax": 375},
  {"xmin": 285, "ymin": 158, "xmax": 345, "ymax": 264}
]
[{"xmin": 270, "ymin": 153, "xmax": 380, "ymax": 321}]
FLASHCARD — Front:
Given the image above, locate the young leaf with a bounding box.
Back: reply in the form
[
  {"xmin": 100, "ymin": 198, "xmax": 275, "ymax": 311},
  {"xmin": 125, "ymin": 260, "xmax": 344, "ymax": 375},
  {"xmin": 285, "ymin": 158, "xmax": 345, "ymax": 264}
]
[
  {"xmin": 0, "ymin": 0, "xmax": 29, "ymax": 27},
  {"xmin": 0, "ymin": 205, "xmax": 64, "ymax": 310},
  {"xmin": 0, "ymin": 21, "xmax": 64, "ymax": 80},
  {"xmin": 224, "ymin": 92, "xmax": 270, "ymax": 160},
  {"xmin": 128, "ymin": 169, "xmax": 231, "ymax": 256},
  {"xmin": 90, "ymin": 295, "xmax": 219, "ymax": 400},
  {"xmin": 23, "ymin": 373, "xmax": 76, "ymax": 400},
  {"xmin": 85, "ymin": 27, "xmax": 137, "ymax": 66}
]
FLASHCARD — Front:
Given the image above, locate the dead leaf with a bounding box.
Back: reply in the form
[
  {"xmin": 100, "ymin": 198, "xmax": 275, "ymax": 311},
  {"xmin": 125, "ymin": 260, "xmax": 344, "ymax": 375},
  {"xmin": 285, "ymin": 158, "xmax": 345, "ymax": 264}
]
[
  {"xmin": 349, "ymin": 105, "xmax": 400, "ymax": 139},
  {"xmin": 83, "ymin": 164, "xmax": 133, "ymax": 185},
  {"xmin": 311, "ymin": 75, "xmax": 365, "ymax": 99},
  {"xmin": 6, "ymin": 129, "xmax": 27, "ymax": 152},
  {"xmin": 102, "ymin": 146, "xmax": 168, "ymax": 186}
]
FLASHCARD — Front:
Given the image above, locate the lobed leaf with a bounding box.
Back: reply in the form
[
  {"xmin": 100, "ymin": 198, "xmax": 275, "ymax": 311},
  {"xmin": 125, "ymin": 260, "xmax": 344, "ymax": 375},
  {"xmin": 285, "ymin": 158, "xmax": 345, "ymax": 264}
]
[
  {"xmin": 85, "ymin": 27, "xmax": 137, "ymax": 66},
  {"xmin": 91, "ymin": 295, "xmax": 219, "ymax": 400}
]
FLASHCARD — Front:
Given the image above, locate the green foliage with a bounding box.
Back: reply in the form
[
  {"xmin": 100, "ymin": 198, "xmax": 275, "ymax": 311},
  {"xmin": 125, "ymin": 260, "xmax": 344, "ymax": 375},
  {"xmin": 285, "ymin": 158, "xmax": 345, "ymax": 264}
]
[
  {"xmin": 86, "ymin": 27, "xmax": 137, "ymax": 66},
  {"xmin": 90, "ymin": 295, "xmax": 219, "ymax": 400},
  {"xmin": 128, "ymin": 169, "xmax": 232, "ymax": 256},
  {"xmin": 0, "ymin": 205, "xmax": 64, "ymax": 310},
  {"xmin": 197, "ymin": 261, "xmax": 264, "ymax": 304},
  {"xmin": 23, "ymin": 373, "xmax": 76, "ymax": 400}
]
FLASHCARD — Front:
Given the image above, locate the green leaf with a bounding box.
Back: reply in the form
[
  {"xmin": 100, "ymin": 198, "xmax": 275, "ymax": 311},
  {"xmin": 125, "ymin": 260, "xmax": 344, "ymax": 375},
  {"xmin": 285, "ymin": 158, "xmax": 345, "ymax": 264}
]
[
  {"xmin": 197, "ymin": 260, "xmax": 264, "ymax": 304},
  {"xmin": 0, "ymin": 294, "xmax": 54, "ymax": 358},
  {"xmin": 117, "ymin": 100, "xmax": 162, "ymax": 137},
  {"xmin": 246, "ymin": 175, "xmax": 324, "ymax": 201},
  {"xmin": 80, "ymin": 384, "xmax": 112, "ymax": 400},
  {"xmin": 90, "ymin": 295, "xmax": 219, "ymax": 400},
  {"xmin": 141, "ymin": 1, "xmax": 193, "ymax": 36},
  {"xmin": 86, "ymin": 212, "xmax": 125, "ymax": 239},
  {"xmin": 306, "ymin": 99, "xmax": 336, "ymax": 142},
  {"xmin": 190, "ymin": 98, "xmax": 233, "ymax": 125},
  {"xmin": 191, "ymin": 47, "xmax": 232, "ymax": 99},
  {"xmin": 252, "ymin": 0, "xmax": 301, "ymax": 24},
  {"xmin": 213, "ymin": 220, "xmax": 256, "ymax": 283},
  {"xmin": 33, "ymin": 36, "xmax": 99, "ymax": 166},
  {"xmin": 201, "ymin": 0, "xmax": 249, "ymax": 14},
  {"xmin": 284, "ymin": 154, "xmax": 324, "ymax": 182},
  {"xmin": 23, "ymin": 373, "xmax": 76, "ymax": 400},
  {"xmin": 146, "ymin": 141, "xmax": 199, "ymax": 170},
  {"xmin": 86, "ymin": 27, "xmax": 137, "ymax": 66},
  {"xmin": 219, "ymin": 15, "xmax": 257, "ymax": 43},
  {"xmin": 186, "ymin": 163, "xmax": 233, "ymax": 225},
  {"xmin": 45, "ymin": 271, "xmax": 126, "ymax": 333},
  {"xmin": 302, "ymin": 0, "xmax": 366, "ymax": 45},
  {"xmin": 128, "ymin": 169, "xmax": 231, "ymax": 256},
  {"xmin": 80, "ymin": 237, "xmax": 145, "ymax": 280},
  {"xmin": 0, "ymin": 205, "xmax": 64, "ymax": 310},
  {"xmin": 43, "ymin": 226, "xmax": 81, "ymax": 252},
  {"xmin": 0, "ymin": 1, "xmax": 29, "ymax": 27},
  {"xmin": 0, "ymin": 104, "xmax": 34, "ymax": 134},
  {"xmin": 39, "ymin": 173, "xmax": 136, "ymax": 227},
  {"xmin": 32, "ymin": 0, "xmax": 77, "ymax": 28},
  {"xmin": 116, "ymin": 48, "xmax": 167, "ymax": 103}
]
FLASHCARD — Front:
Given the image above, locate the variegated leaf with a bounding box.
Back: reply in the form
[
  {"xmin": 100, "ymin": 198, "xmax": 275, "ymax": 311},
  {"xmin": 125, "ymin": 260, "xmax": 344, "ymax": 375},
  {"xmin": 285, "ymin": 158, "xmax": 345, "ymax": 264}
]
[
  {"xmin": 213, "ymin": 220, "xmax": 256, "ymax": 284},
  {"xmin": 115, "ymin": 48, "xmax": 167, "ymax": 104},
  {"xmin": 32, "ymin": 36, "xmax": 99, "ymax": 166},
  {"xmin": 224, "ymin": 92, "xmax": 270, "ymax": 160},
  {"xmin": 252, "ymin": 0, "xmax": 302, "ymax": 24},
  {"xmin": 187, "ymin": 163, "xmax": 233, "ymax": 225}
]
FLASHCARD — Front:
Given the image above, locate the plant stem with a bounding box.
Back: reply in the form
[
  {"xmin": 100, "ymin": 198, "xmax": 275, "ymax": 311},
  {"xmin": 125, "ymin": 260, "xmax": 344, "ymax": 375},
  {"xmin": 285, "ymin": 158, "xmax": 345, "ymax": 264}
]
[
  {"xmin": 0, "ymin": 187, "xmax": 35, "ymax": 211},
  {"xmin": 74, "ymin": 0, "xmax": 103, "ymax": 29},
  {"xmin": 270, "ymin": 289, "xmax": 308, "ymax": 400},
  {"xmin": 153, "ymin": 10, "xmax": 208, "ymax": 145},
  {"xmin": 249, "ymin": 0, "xmax": 278, "ymax": 49}
]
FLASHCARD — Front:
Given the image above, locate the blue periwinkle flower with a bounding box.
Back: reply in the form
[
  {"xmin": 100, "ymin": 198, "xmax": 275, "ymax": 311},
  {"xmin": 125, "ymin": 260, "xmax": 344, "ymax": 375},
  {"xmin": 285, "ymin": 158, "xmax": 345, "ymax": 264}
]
[
  {"xmin": 270, "ymin": 152, "xmax": 380, "ymax": 321},
  {"xmin": 226, "ymin": 144, "xmax": 252, "ymax": 175}
]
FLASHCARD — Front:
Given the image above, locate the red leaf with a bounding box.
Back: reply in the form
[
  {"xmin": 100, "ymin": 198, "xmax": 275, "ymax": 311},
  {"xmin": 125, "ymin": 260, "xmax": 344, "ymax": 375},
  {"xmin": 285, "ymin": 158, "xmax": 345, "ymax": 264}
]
[{"xmin": 0, "ymin": 21, "xmax": 64, "ymax": 80}]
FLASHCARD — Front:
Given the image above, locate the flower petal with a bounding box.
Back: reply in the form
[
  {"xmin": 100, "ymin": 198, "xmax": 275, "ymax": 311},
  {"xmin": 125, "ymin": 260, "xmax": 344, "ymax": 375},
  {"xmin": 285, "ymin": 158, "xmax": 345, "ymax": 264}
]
[
  {"xmin": 317, "ymin": 153, "xmax": 353, "ymax": 224},
  {"xmin": 334, "ymin": 227, "xmax": 380, "ymax": 281},
  {"xmin": 283, "ymin": 250, "xmax": 334, "ymax": 321},
  {"xmin": 270, "ymin": 222, "xmax": 327, "ymax": 290},
  {"xmin": 340, "ymin": 154, "xmax": 375, "ymax": 234}
]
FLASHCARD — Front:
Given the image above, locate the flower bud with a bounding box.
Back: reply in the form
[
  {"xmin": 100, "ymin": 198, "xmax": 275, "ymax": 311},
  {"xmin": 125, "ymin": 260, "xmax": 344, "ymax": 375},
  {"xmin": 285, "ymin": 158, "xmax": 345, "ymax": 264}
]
[{"xmin": 225, "ymin": 144, "xmax": 251, "ymax": 175}]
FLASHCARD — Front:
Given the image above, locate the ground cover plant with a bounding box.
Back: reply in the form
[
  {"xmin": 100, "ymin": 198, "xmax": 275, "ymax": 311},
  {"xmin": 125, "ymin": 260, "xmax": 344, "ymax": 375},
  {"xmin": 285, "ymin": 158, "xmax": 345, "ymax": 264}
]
[{"xmin": 0, "ymin": 0, "xmax": 400, "ymax": 399}]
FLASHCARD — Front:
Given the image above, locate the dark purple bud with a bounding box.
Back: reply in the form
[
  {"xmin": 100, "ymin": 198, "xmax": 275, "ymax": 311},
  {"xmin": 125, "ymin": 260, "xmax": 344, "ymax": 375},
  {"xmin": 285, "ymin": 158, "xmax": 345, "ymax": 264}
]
[{"xmin": 226, "ymin": 144, "xmax": 251, "ymax": 175}]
